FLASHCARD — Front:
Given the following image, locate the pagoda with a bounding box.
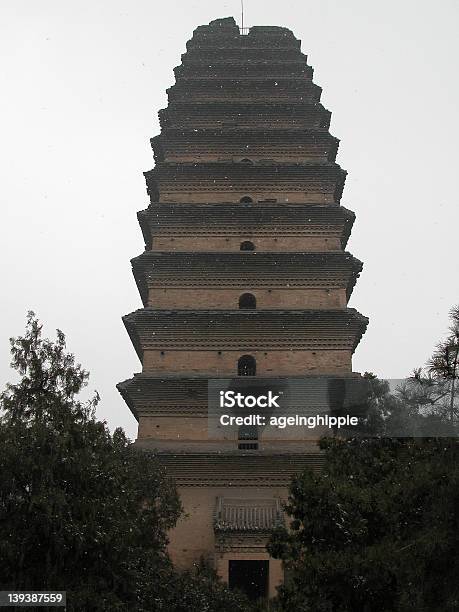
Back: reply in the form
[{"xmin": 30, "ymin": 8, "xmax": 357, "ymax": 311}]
[{"xmin": 118, "ymin": 17, "xmax": 368, "ymax": 600}]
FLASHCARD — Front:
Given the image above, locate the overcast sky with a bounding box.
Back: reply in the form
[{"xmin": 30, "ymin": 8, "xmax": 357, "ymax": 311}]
[{"xmin": 1, "ymin": 0, "xmax": 458, "ymax": 439}]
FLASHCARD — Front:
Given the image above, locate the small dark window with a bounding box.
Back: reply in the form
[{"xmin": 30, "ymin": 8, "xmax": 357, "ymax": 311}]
[
  {"xmin": 238, "ymin": 442, "xmax": 259, "ymax": 450},
  {"xmin": 239, "ymin": 196, "xmax": 253, "ymax": 204},
  {"xmin": 240, "ymin": 241, "xmax": 255, "ymax": 251},
  {"xmin": 240, "ymin": 158, "xmax": 254, "ymax": 165},
  {"xmin": 239, "ymin": 293, "xmax": 256, "ymax": 310},
  {"xmin": 238, "ymin": 425, "xmax": 258, "ymax": 449},
  {"xmin": 238, "ymin": 354, "xmax": 256, "ymax": 376}
]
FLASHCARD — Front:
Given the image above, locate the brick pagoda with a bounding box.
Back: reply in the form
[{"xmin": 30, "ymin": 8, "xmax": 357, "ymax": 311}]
[{"xmin": 118, "ymin": 17, "xmax": 368, "ymax": 600}]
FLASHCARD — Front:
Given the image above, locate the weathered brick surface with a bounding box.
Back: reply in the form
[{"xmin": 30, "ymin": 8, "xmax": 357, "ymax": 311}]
[
  {"xmin": 159, "ymin": 189, "xmax": 337, "ymax": 204},
  {"xmin": 148, "ymin": 287, "xmax": 347, "ymax": 309},
  {"xmin": 138, "ymin": 416, "xmax": 208, "ymax": 439},
  {"xmin": 151, "ymin": 235, "xmax": 341, "ymax": 252},
  {"xmin": 142, "ymin": 349, "xmax": 353, "ymax": 374},
  {"xmin": 168, "ymin": 484, "xmax": 285, "ymax": 599}
]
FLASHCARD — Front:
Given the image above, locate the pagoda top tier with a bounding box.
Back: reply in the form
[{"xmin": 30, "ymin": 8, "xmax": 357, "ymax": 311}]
[
  {"xmin": 187, "ymin": 17, "xmax": 300, "ymax": 50},
  {"xmin": 154, "ymin": 17, "xmax": 338, "ymax": 155}
]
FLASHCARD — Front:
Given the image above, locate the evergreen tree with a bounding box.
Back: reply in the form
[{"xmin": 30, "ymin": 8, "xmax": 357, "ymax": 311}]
[
  {"xmin": 0, "ymin": 313, "xmax": 252, "ymax": 611},
  {"xmin": 412, "ymin": 305, "xmax": 459, "ymax": 423},
  {"xmin": 268, "ymin": 437, "xmax": 459, "ymax": 612}
]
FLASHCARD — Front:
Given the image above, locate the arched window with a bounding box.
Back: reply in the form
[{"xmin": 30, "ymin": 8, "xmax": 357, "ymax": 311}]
[
  {"xmin": 238, "ymin": 354, "xmax": 256, "ymax": 376},
  {"xmin": 239, "ymin": 293, "xmax": 256, "ymax": 310},
  {"xmin": 239, "ymin": 158, "xmax": 254, "ymax": 165},
  {"xmin": 240, "ymin": 241, "xmax": 255, "ymax": 251},
  {"xmin": 239, "ymin": 196, "xmax": 253, "ymax": 204}
]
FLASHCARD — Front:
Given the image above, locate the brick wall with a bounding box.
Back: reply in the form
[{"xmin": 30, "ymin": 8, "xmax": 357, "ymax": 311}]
[
  {"xmin": 151, "ymin": 235, "xmax": 341, "ymax": 252},
  {"xmin": 148, "ymin": 287, "xmax": 347, "ymax": 309},
  {"xmin": 143, "ymin": 349, "xmax": 353, "ymax": 374}
]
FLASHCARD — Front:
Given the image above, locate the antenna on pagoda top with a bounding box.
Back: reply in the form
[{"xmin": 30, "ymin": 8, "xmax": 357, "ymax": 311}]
[{"xmin": 239, "ymin": 0, "xmax": 250, "ymax": 35}]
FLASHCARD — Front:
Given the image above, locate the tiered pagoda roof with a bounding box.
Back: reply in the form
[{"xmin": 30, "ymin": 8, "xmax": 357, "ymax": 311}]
[
  {"xmin": 123, "ymin": 309, "xmax": 367, "ymax": 358},
  {"xmin": 158, "ymin": 102, "xmax": 331, "ymax": 131},
  {"xmin": 131, "ymin": 251, "xmax": 362, "ymax": 305},
  {"xmin": 145, "ymin": 162, "xmax": 345, "ymax": 204},
  {"xmin": 151, "ymin": 131, "xmax": 339, "ymax": 163},
  {"xmin": 142, "ymin": 453, "xmax": 325, "ymax": 486},
  {"xmin": 214, "ymin": 497, "xmax": 285, "ymax": 532},
  {"xmin": 119, "ymin": 16, "xmax": 368, "ymax": 465},
  {"xmin": 118, "ymin": 373, "xmax": 366, "ymax": 420},
  {"xmin": 138, "ymin": 204, "xmax": 355, "ymax": 249}
]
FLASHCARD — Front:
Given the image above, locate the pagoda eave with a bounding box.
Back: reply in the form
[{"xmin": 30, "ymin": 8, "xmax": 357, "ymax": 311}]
[
  {"xmin": 145, "ymin": 452, "xmax": 325, "ymax": 487},
  {"xmin": 151, "ymin": 130, "xmax": 339, "ymax": 164},
  {"xmin": 118, "ymin": 371, "xmax": 367, "ymax": 420},
  {"xmin": 137, "ymin": 203, "xmax": 355, "ymax": 250},
  {"xmin": 130, "ymin": 251, "xmax": 363, "ymax": 306},
  {"xmin": 123, "ymin": 308, "xmax": 369, "ymax": 356}
]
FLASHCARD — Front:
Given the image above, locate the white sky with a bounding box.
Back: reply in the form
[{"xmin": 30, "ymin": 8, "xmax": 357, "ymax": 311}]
[{"xmin": 1, "ymin": 0, "xmax": 458, "ymax": 439}]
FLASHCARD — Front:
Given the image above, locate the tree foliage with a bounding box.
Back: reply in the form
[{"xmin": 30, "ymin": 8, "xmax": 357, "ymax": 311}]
[
  {"xmin": 410, "ymin": 305, "xmax": 459, "ymax": 423},
  {"xmin": 268, "ymin": 437, "xmax": 459, "ymax": 612},
  {"xmin": 268, "ymin": 307, "xmax": 459, "ymax": 611},
  {"xmin": 0, "ymin": 313, "xmax": 252, "ymax": 611}
]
